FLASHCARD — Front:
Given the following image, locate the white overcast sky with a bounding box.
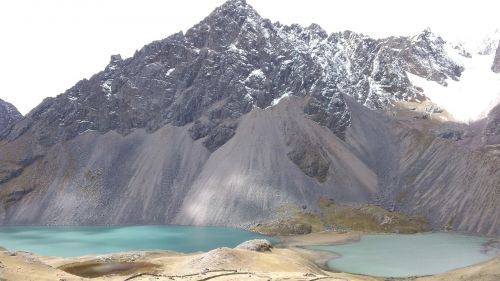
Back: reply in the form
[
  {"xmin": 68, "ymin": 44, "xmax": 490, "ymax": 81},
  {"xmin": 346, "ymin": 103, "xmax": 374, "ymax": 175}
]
[{"xmin": 0, "ymin": 0, "xmax": 499, "ymax": 114}]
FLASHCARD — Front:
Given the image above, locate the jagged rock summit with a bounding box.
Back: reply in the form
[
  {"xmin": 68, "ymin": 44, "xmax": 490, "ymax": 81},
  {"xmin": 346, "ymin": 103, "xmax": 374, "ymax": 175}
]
[
  {"xmin": 1, "ymin": 1, "xmax": 463, "ymax": 146},
  {"xmin": 0, "ymin": 0, "xmax": 498, "ymax": 236},
  {"xmin": 0, "ymin": 99, "xmax": 22, "ymax": 134}
]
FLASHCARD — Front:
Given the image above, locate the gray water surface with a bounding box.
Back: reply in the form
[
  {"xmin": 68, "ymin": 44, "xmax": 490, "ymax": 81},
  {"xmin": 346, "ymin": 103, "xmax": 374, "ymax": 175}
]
[
  {"xmin": 0, "ymin": 225, "xmax": 271, "ymax": 257},
  {"xmin": 307, "ymin": 233, "xmax": 498, "ymax": 277}
]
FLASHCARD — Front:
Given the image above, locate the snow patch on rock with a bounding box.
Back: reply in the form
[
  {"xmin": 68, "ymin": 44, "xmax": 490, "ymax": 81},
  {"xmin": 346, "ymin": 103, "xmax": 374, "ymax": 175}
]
[
  {"xmin": 407, "ymin": 52, "xmax": 500, "ymax": 122},
  {"xmin": 267, "ymin": 92, "xmax": 292, "ymax": 108}
]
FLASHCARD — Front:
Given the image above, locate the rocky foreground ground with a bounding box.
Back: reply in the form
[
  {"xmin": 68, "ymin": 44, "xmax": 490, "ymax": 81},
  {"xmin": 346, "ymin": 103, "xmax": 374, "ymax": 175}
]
[{"xmin": 0, "ymin": 232, "xmax": 499, "ymax": 281}]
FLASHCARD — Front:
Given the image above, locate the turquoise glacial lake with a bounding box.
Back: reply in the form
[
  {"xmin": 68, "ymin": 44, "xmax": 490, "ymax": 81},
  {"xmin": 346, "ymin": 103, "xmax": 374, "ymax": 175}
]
[
  {"xmin": 307, "ymin": 233, "xmax": 498, "ymax": 277},
  {"xmin": 0, "ymin": 225, "xmax": 271, "ymax": 257}
]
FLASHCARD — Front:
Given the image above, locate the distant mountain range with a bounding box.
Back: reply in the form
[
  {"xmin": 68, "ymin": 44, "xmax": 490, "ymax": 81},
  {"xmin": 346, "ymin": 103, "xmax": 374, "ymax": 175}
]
[{"xmin": 0, "ymin": 0, "xmax": 499, "ymax": 235}]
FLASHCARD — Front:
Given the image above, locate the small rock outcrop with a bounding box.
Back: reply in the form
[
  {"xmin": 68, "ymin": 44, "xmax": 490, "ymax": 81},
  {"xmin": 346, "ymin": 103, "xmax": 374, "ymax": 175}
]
[
  {"xmin": 482, "ymin": 103, "xmax": 500, "ymax": 144},
  {"xmin": 492, "ymin": 41, "xmax": 500, "ymax": 73},
  {"xmin": 235, "ymin": 239, "xmax": 273, "ymax": 252}
]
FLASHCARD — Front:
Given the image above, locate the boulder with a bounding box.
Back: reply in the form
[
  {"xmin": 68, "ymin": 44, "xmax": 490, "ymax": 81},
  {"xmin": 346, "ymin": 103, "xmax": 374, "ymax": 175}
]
[{"xmin": 235, "ymin": 239, "xmax": 273, "ymax": 252}]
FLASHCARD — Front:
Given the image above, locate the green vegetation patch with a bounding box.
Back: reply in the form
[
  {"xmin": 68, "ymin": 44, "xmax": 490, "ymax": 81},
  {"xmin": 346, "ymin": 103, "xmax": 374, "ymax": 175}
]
[{"xmin": 252, "ymin": 198, "xmax": 430, "ymax": 236}]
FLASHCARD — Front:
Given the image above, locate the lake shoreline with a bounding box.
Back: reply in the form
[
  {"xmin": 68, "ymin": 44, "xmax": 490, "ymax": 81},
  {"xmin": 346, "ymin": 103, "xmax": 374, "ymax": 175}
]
[
  {"xmin": 0, "ymin": 230, "xmax": 499, "ymax": 280},
  {"xmin": 301, "ymin": 232, "xmax": 499, "ymax": 278}
]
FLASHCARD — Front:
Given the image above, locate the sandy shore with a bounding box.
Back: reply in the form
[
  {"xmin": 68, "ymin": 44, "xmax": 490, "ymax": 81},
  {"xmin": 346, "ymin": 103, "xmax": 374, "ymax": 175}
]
[
  {"xmin": 0, "ymin": 231, "xmax": 499, "ymax": 281},
  {"xmin": 279, "ymin": 231, "xmax": 362, "ymax": 247}
]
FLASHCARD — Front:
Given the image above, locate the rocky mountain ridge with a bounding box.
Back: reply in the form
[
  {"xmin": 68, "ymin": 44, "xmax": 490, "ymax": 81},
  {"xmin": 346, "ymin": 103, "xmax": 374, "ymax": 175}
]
[
  {"xmin": 0, "ymin": 0, "xmax": 498, "ymax": 235},
  {"xmin": 1, "ymin": 0, "xmax": 463, "ymax": 148},
  {"xmin": 0, "ymin": 99, "xmax": 22, "ymax": 135}
]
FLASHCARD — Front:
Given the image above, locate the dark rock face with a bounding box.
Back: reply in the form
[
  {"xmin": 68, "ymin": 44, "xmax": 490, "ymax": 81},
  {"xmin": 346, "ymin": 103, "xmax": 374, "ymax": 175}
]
[
  {"xmin": 6, "ymin": 189, "xmax": 33, "ymax": 203},
  {"xmin": 285, "ymin": 130, "xmax": 331, "ymax": 182},
  {"xmin": 483, "ymin": 103, "xmax": 500, "ymax": 141},
  {"xmin": 437, "ymin": 130, "xmax": 463, "ymax": 141},
  {"xmin": 0, "ymin": 99, "xmax": 22, "ymax": 134},
  {"xmin": 398, "ymin": 29, "xmax": 462, "ymax": 85},
  {"xmin": 492, "ymin": 41, "xmax": 500, "ymax": 73},
  {"xmin": 1, "ymin": 0, "xmax": 461, "ymax": 149}
]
